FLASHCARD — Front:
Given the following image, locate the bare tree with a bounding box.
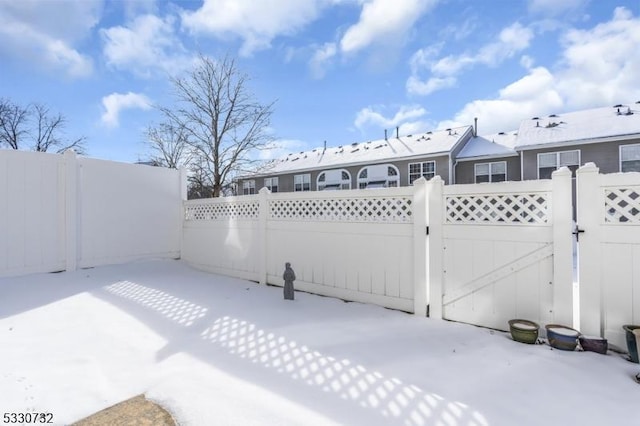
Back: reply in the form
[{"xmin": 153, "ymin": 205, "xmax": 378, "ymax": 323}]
[
  {"xmin": 146, "ymin": 121, "xmax": 191, "ymax": 169},
  {"xmin": 160, "ymin": 54, "xmax": 275, "ymax": 197},
  {"xmin": 32, "ymin": 103, "xmax": 86, "ymax": 154},
  {"xmin": 0, "ymin": 98, "xmax": 86, "ymax": 154},
  {"xmin": 0, "ymin": 98, "xmax": 29, "ymax": 149}
]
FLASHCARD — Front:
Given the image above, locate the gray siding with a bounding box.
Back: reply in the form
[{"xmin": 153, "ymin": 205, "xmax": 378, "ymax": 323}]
[
  {"xmin": 521, "ymin": 137, "xmax": 640, "ymax": 180},
  {"xmin": 455, "ymin": 156, "xmax": 521, "ymax": 184}
]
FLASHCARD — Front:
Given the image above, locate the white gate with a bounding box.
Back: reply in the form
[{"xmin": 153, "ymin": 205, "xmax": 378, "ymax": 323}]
[
  {"xmin": 577, "ymin": 163, "xmax": 640, "ymax": 349},
  {"xmin": 427, "ymin": 169, "xmax": 574, "ymax": 331}
]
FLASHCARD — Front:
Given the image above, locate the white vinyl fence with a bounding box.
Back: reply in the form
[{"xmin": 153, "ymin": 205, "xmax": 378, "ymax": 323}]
[
  {"xmin": 0, "ymin": 149, "xmax": 185, "ymax": 277},
  {"xmin": 183, "ymin": 186, "xmax": 422, "ymax": 312},
  {"xmin": 182, "ymin": 170, "xmax": 576, "ymax": 328},
  {"xmin": 578, "ymin": 163, "xmax": 640, "ymax": 349}
]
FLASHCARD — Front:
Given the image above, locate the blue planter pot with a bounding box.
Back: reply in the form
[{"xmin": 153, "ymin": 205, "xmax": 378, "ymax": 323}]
[{"xmin": 546, "ymin": 324, "xmax": 580, "ymax": 351}]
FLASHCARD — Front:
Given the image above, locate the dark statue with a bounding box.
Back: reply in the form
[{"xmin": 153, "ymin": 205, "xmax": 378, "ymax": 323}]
[{"xmin": 283, "ymin": 262, "xmax": 295, "ymax": 300}]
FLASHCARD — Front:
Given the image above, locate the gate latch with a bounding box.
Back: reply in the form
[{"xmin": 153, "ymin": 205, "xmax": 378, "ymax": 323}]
[{"xmin": 572, "ymin": 224, "xmax": 585, "ymax": 242}]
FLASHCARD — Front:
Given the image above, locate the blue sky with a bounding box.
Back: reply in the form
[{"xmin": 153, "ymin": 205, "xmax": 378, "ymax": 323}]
[{"xmin": 1, "ymin": 0, "xmax": 639, "ymax": 163}]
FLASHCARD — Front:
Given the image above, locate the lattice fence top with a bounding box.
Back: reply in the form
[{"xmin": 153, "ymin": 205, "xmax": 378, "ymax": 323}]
[
  {"xmin": 605, "ymin": 187, "xmax": 640, "ymax": 223},
  {"xmin": 446, "ymin": 193, "xmax": 549, "ymax": 224},
  {"xmin": 269, "ymin": 197, "xmax": 413, "ymax": 223},
  {"xmin": 185, "ymin": 200, "xmax": 259, "ymax": 221}
]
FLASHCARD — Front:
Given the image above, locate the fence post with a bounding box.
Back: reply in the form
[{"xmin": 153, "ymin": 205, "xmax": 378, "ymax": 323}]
[
  {"xmin": 64, "ymin": 149, "xmax": 78, "ymax": 272},
  {"xmin": 576, "ymin": 163, "xmax": 602, "ymax": 336},
  {"xmin": 426, "ymin": 176, "xmax": 444, "ymax": 319},
  {"xmin": 258, "ymin": 187, "xmax": 270, "ymax": 285},
  {"xmin": 413, "ymin": 178, "xmax": 428, "ymax": 316},
  {"xmin": 178, "ymin": 167, "xmax": 188, "ymax": 258},
  {"xmin": 551, "ymin": 167, "xmax": 574, "ymax": 326}
]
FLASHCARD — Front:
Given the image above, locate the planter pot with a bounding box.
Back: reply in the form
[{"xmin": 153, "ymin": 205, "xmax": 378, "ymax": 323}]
[
  {"xmin": 508, "ymin": 319, "xmax": 539, "ymax": 344},
  {"xmin": 578, "ymin": 335, "xmax": 608, "ymax": 355},
  {"xmin": 546, "ymin": 324, "xmax": 580, "ymax": 351},
  {"xmin": 622, "ymin": 325, "xmax": 640, "ymax": 363}
]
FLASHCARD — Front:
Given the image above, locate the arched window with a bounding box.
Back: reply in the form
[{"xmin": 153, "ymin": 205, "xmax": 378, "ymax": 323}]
[
  {"xmin": 357, "ymin": 164, "xmax": 400, "ymax": 189},
  {"xmin": 317, "ymin": 169, "xmax": 352, "ymax": 190}
]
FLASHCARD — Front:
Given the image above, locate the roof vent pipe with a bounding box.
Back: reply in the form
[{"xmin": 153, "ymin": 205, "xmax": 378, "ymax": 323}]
[
  {"xmin": 396, "ymin": 126, "xmax": 399, "ymax": 138},
  {"xmin": 323, "ymin": 140, "xmax": 326, "ymax": 153},
  {"xmin": 384, "ymin": 129, "xmax": 388, "ymax": 140},
  {"xmin": 474, "ymin": 117, "xmax": 478, "ymax": 137}
]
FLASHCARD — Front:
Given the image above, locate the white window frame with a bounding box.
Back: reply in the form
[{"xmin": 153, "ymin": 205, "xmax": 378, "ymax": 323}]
[
  {"xmin": 294, "ymin": 173, "xmax": 311, "ymax": 192},
  {"xmin": 408, "ymin": 161, "xmax": 436, "ymax": 184},
  {"xmin": 264, "ymin": 177, "xmax": 279, "ymax": 192},
  {"xmin": 474, "ymin": 161, "xmax": 507, "ymax": 183},
  {"xmin": 537, "ymin": 150, "xmax": 581, "ymax": 179},
  {"xmin": 620, "ymin": 143, "xmax": 640, "ymax": 173},
  {"xmin": 242, "ymin": 180, "xmax": 256, "ymax": 195},
  {"xmin": 357, "ymin": 164, "xmax": 400, "ymax": 189},
  {"xmin": 317, "ymin": 169, "xmax": 351, "ymax": 191}
]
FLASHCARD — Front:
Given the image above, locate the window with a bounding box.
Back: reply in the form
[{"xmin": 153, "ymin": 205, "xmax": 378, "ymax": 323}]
[
  {"xmin": 408, "ymin": 161, "xmax": 436, "ymax": 184},
  {"xmin": 264, "ymin": 177, "xmax": 279, "ymax": 193},
  {"xmin": 294, "ymin": 174, "xmax": 311, "ymax": 192},
  {"xmin": 621, "ymin": 144, "xmax": 640, "ymax": 172},
  {"xmin": 475, "ymin": 162, "xmax": 507, "ymax": 183},
  {"xmin": 242, "ymin": 180, "xmax": 256, "ymax": 195},
  {"xmin": 357, "ymin": 164, "xmax": 399, "ymax": 189},
  {"xmin": 537, "ymin": 150, "xmax": 580, "ymax": 179},
  {"xmin": 317, "ymin": 169, "xmax": 351, "ymax": 190}
]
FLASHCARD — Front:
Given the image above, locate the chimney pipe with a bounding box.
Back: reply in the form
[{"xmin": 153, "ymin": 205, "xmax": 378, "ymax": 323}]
[
  {"xmin": 396, "ymin": 126, "xmax": 399, "ymax": 138},
  {"xmin": 474, "ymin": 117, "xmax": 478, "ymax": 137},
  {"xmin": 384, "ymin": 129, "xmax": 388, "ymax": 140}
]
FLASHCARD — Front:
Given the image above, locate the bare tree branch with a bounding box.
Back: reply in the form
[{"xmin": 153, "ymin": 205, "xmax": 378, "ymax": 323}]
[
  {"xmin": 0, "ymin": 98, "xmax": 30, "ymax": 149},
  {"xmin": 156, "ymin": 53, "xmax": 275, "ymax": 197},
  {"xmin": 0, "ymin": 99, "xmax": 86, "ymax": 154}
]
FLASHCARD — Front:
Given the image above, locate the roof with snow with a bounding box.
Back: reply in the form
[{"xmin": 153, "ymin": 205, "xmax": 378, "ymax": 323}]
[
  {"xmin": 515, "ymin": 103, "xmax": 640, "ymax": 149},
  {"xmin": 457, "ymin": 131, "xmax": 518, "ymax": 160},
  {"xmin": 253, "ymin": 125, "xmax": 473, "ymax": 177}
]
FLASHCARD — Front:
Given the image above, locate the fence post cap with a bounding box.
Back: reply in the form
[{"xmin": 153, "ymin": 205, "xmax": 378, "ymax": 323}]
[
  {"xmin": 259, "ymin": 187, "xmax": 270, "ymax": 195},
  {"xmin": 577, "ymin": 162, "xmax": 599, "ymax": 174},
  {"xmin": 552, "ymin": 166, "xmax": 572, "ymax": 177}
]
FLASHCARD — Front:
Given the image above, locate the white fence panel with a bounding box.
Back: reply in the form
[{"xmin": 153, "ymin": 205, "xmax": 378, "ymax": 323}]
[
  {"xmin": 266, "ymin": 188, "xmax": 415, "ymax": 312},
  {"xmin": 0, "ymin": 150, "xmax": 66, "ymax": 277},
  {"xmin": 183, "ymin": 196, "xmax": 261, "ymax": 281},
  {"xmin": 577, "ymin": 164, "xmax": 640, "ymax": 349},
  {"xmin": 182, "ymin": 187, "xmax": 420, "ymax": 312},
  {"xmin": 430, "ymin": 169, "xmax": 573, "ymax": 331},
  {"xmin": 77, "ymin": 157, "xmax": 182, "ymax": 268},
  {"xmin": 0, "ymin": 150, "xmax": 184, "ymax": 277}
]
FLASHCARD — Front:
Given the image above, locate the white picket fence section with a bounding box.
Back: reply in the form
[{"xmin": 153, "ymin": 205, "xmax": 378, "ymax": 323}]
[
  {"xmin": 578, "ymin": 163, "xmax": 640, "ymax": 349},
  {"xmin": 0, "ymin": 150, "xmax": 185, "ymax": 277}
]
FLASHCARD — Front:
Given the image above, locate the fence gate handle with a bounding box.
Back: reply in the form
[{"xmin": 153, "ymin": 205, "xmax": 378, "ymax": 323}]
[{"xmin": 572, "ymin": 224, "xmax": 585, "ymax": 242}]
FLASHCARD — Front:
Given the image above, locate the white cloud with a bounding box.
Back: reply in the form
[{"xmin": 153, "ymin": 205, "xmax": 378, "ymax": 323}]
[
  {"xmin": 101, "ymin": 14, "xmax": 195, "ymax": 77},
  {"xmin": 0, "ymin": 1, "xmax": 100, "ymax": 78},
  {"xmin": 259, "ymin": 139, "xmax": 310, "ymax": 161},
  {"xmin": 101, "ymin": 92, "xmax": 152, "ymax": 128},
  {"xmin": 181, "ymin": 0, "xmax": 328, "ymax": 57},
  {"xmin": 354, "ymin": 104, "xmax": 433, "ymax": 135},
  {"xmin": 340, "ymin": 0, "xmax": 438, "ymax": 54},
  {"xmin": 309, "ymin": 43, "xmax": 338, "ymax": 79},
  {"xmin": 440, "ymin": 7, "xmax": 640, "ymax": 135},
  {"xmin": 407, "ymin": 22, "xmax": 534, "ymax": 96}
]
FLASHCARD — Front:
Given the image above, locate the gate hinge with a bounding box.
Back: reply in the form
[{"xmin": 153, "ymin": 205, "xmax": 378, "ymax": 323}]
[{"xmin": 572, "ymin": 224, "xmax": 585, "ymax": 242}]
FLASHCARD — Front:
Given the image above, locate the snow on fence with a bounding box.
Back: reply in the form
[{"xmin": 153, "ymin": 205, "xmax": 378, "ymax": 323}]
[
  {"xmin": 0, "ymin": 149, "xmax": 185, "ymax": 277},
  {"xmin": 183, "ymin": 185, "xmax": 422, "ymax": 312}
]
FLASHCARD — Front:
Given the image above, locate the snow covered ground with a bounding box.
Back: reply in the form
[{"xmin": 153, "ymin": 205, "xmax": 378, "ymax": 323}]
[{"xmin": 1, "ymin": 259, "xmax": 637, "ymax": 425}]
